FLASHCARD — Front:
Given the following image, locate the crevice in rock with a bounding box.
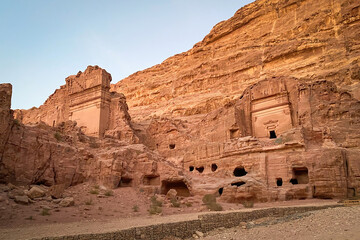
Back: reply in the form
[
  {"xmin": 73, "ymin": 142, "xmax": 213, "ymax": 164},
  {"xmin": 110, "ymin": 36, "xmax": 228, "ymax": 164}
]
[{"xmin": 231, "ymin": 181, "xmax": 246, "ymax": 187}]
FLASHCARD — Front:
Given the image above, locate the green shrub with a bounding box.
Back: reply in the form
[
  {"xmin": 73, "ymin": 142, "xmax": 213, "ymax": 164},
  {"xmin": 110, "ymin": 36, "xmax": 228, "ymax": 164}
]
[
  {"xmin": 148, "ymin": 196, "xmax": 163, "ymax": 215},
  {"xmin": 148, "ymin": 205, "xmax": 162, "ymax": 215},
  {"xmin": 132, "ymin": 205, "xmax": 139, "ymax": 212},
  {"xmin": 242, "ymin": 200, "xmax": 254, "ymax": 208},
  {"xmin": 40, "ymin": 209, "xmax": 51, "ymax": 216},
  {"xmin": 85, "ymin": 198, "xmax": 93, "ymax": 205},
  {"xmin": 208, "ymin": 202, "xmax": 223, "ymax": 211},
  {"xmin": 202, "ymin": 194, "xmax": 223, "ymax": 211},
  {"xmin": 151, "ymin": 196, "xmax": 162, "ymax": 207},
  {"xmin": 25, "ymin": 215, "xmax": 34, "ymax": 220},
  {"xmin": 170, "ymin": 198, "xmax": 181, "ymax": 208},
  {"xmin": 54, "ymin": 132, "xmax": 62, "ymax": 141},
  {"xmin": 89, "ymin": 189, "xmax": 99, "ymax": 195},
  {"xmin": 202, "ymin": 194, "xmax": 217, "ymax": 205},
  {"xmin": 105, "ymin": 190, "xmax": 114, "ymax": 197},
  {"xmin": 94, "ymin": 185, "xmax": 100, "ymax": 190},
  {"xmin": 185, "ymin": 202, "xmax": 192, "ymax": 207}
]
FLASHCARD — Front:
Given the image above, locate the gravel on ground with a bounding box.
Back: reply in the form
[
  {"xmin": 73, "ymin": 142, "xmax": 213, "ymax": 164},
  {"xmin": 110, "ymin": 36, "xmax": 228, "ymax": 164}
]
[{"xmin": 196, "ymin": 206, "xmax": 360, "ymax": 240}]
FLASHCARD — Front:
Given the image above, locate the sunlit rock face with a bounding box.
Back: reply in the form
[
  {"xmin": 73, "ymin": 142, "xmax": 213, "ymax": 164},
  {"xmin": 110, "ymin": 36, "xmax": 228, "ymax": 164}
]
[
  {"xmin": 66, "ymin": 66, "xmax": 112, "ymax": 137},
  {"xmin": 4, "ymin": 0, "xmax": 360, "ymax": 202},
  {"xmin": 14, "ymin": 66, "xmax": 139, "ymax": 142},
  {"xmin": 183, "ymin": 77, "xmax": 360, "ymax": 201},
  {"xmin": 0, "ymin": 83, "xmax": 183, "ymax": 194},
  {"xmin": 112, "ymin": 0, "xmax": 360, "ymax": 122}
]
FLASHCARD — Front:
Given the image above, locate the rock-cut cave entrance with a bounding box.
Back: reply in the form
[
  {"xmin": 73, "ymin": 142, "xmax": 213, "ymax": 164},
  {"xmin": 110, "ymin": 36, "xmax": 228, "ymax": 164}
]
[
  {"xmin": 211, "ymin": 164, "xmax": 218, "ymax": 172},
  {"xmin": 161, "ymin": 180, "xmax": 191, "ymax": 197},
  {"xmin": 290, "ymin": 167, "xmax": 309, "ymax": 185},
  {"xmin": 231, "ymin": 181, "xmax": 246, "ymax": 187},
  {"xmin": 233, "ymin": 166, "xmax": 247, "ymax": 177},
  {"xmin": 196, "ymin": 166, "xmax": 204, "ymax": 173},
  {"xmin": 143, "ymin": 175, "xmax": 160, "ymax": 186},
  {"xmin": 269, "ymin": 130, "xmax": 277, "ymax": 139},
  {"xmin": 118, "ymin": 177, "xmax": 133, "ymax": 187},
  {"xmin": 218, "ymin": 187, "xmax": 223, "ymax": 196}
]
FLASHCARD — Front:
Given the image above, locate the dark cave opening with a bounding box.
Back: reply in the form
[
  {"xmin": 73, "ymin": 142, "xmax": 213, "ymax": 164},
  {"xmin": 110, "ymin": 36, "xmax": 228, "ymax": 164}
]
[{"xmin": 233, "ymin": 167, "xmax": 247, "ymax": 177}]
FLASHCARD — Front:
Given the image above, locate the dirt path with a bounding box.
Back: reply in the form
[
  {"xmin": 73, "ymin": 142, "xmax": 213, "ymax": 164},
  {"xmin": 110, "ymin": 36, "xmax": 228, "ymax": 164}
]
[
  {"xmin": 198, "ymin": 206, "xmax": 360, "ymax": 240},
  {"xmin": 0, "ymin": 200, "xmax": 347, "ymax": 240}
]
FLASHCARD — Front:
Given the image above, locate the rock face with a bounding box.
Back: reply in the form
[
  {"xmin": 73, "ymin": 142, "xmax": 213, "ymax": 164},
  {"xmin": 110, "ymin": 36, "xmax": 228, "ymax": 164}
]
[
  {"xmin": 184, "ymin": 77, "xmax": 360, "ymax": 201},
  {"xmin": 66, "ymin": 66, "xmax": 112, "ymax": 137},
  {"xmin": 0, "ymin": 84, "xmax": 12, "ymax": 156},
  {"xmin": 14, "ymin": 66, "xmax": 139, "ymax": 142},
  {"xmin": 3, "ymin": 0, "xmax": 360, "ymax": 203},
  {"xmin": 1, "ymin": 84, "xmax": 184, "ymax": 194},
  {"xmin": 111, "ymin": 0, "xmax": 360, "ymax": 121}
]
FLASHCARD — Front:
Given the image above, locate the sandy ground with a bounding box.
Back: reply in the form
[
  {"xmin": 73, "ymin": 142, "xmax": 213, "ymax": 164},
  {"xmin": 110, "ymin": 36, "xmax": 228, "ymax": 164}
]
[
  {"xmin": 0, "ymin": 182, "xmax": 354, "ymax": 240},
  {"xmin": 196, "ymin": 206, "xmax": 360, "ymax": 240}
]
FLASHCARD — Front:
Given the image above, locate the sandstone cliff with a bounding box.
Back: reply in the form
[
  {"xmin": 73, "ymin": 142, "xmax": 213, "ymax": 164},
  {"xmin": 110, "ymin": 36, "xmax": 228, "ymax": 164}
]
[
  {"xmin": 112, "ymin": 0, "xmax": 360, "ymax": 121},
  {"xmin": 1, "ymin": 84, "xmax": 185, "ymax": 195},
  {"xmin": 4, "ymin": 0, "xmax": 360, "ymax": 203}
]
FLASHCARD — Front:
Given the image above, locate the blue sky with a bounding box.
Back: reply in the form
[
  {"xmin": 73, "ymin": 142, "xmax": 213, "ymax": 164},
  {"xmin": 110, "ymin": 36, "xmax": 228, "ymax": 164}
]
[{"xmin": 0, "ymin": 0, "xmax": 254, "ymax": 109}]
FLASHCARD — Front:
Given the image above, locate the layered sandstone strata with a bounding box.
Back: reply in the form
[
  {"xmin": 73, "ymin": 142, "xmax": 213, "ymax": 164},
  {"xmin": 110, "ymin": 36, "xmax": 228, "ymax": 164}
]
[
  {"xmin": 14, "ymin": 66, "xmax": 139, "ymax": 142},
  {"xmin": 4, "ymin": 0, "xmax": 360, "ymax": 203},
  {"xmin": 0, "ymin": 84, "xmax": 12, "ymax": 154},
  {"xmin": 111, "ymin": 0, "xmax": 360, "ymax": 121},
  {"xmin": 0, "ymin": 83, "xmax": 185, "ymax": 195},
  {"xmin": 66, "ymin": 66, "xmax": 112, "ymax": 137},
  {"xmin": 182, "ymin": 78, "xmax": 360, "ymax": 201}
]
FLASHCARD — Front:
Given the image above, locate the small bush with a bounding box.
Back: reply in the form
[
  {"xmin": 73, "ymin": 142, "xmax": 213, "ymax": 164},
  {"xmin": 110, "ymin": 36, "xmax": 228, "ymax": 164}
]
[
  {"xmin": 149, "ymin": 195, "xmax": 163, "ymax": 215},
  {"xmin": 105, "ymin": 190, "xmax": 114, "ymax": 197},
  {"xmin": 148, "ymin": 205, "xmax": 162, "ymax": 215},
  {"xmin": 54, "ymin": 132, "xmax": 62, "ymax": 141},
  {"xmin": 202, "ymin": 194, "xmax": 223, "ymax": 211},
  {"xmin": 208, "ymin": 202, "xmax": 223, "ymax": 211},
  {"xmin": 170, "ymin": 198, "xmax": 181, "ymax": 208},
  {"xmin": 185, "ymin": 202, "xmax": 192, "ymax": 207},
  {"xmin": 242, "ymin": 200, "xmax": 254, "ymax": 208},
  {"xmin": 94, "ymin": 185, "xmax": 100, "ymax": 190},
  {"xmin": 151, "ymin": 196, "xmax": 163, "ymax": 207},
  {"xmin": 25, "ymin": 215, "xmax": 34, "ymax": 220},
  {"xmin": 132, "ymin": 205, "xmax": 139, "ymax": 212},
  {"xmin": 89, "ymin": 189, "xmax": 99, "ymax": 195},
  {"xmin": 40, "ymin": 209, "xmax": 51, "ymax": 216},
  {"xmin": 85, "ymin": 198, "xmax": 93, "ymax": 205},
  {"xmin": 202, "ymin": 194, "xmax": 217, "ymax": 205}
]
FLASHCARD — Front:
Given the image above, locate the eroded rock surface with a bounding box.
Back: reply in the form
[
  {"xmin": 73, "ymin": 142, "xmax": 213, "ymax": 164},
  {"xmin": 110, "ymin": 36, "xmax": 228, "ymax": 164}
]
[
  {"xmin": 2, "ymin": 0, "xmax": 360, "ymax": 204},
  {"xmin": 111, "ymin": 0, "xmax": 360, "ymax": 121}
]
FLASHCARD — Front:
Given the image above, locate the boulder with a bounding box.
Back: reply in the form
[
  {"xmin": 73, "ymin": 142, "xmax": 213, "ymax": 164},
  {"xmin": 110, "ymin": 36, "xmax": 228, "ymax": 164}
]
[
  {"xmin": 166, "ymin": 189, "xmax": 177, "ymax": 199},
  {"xmin": 59, "ymin": 197, "xmax": 74, "ymax": 207},
  {"xmin": 8, "ymin": 189, "xmax": 25, "ymax": 199},
  {"xmin": 48, "ymin": 184, "xmax": 65, "ymax": 199},
  {"xmin": 195, "ymin": 231, "xmax": 204, "ymax": 238},
  {"xmin": 14, "ymin": 195, "xmax": 29, "ymax": 205},
  {"xmin": 27, "ymin": 186, "xmax": 46, "ymax": 199}
]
